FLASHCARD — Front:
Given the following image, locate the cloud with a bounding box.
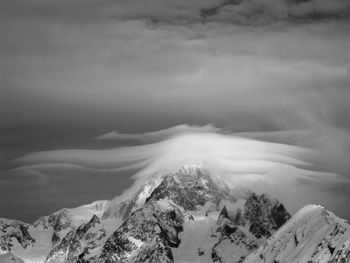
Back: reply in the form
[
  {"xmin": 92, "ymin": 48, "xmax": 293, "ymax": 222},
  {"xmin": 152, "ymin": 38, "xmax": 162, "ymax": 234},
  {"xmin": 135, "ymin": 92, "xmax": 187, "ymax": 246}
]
[
  {"xmin": 2, "ymin": 0, "xmax": 350, "ymax": 130},
  {"xmin": 1, "ymin": 0, "xmax": 350, "ymax": 222},
  {"xmin": 2, "ymin": 0, "xmax": 350, "ymax": 25},
  {"xmin": 2, "ymin": 16, "xmax": 350, "ymax": 131},
  {"xmin": 95, "ymin": 124, "xmax": 221, "ymax": 142},
  {"xmin": 201, "ymin": 0, "xmax": 350, "ymax": 24},
  {"xmin": 12, "ymin": 125, "xmax": 350, "ymax": 218}
]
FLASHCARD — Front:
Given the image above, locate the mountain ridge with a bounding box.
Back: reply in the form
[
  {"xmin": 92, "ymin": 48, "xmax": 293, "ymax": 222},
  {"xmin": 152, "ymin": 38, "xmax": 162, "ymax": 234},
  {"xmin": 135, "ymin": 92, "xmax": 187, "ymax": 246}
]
[{"xmin": 1, "ymin": 164, "xmax": 349, "ymax": 263}]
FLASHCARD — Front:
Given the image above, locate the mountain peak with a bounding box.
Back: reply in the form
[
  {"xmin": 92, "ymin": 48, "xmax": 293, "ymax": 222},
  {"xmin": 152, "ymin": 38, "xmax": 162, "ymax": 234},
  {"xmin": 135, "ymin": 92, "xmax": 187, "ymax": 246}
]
[
  {"xmin": 170, "ymin": 163, "xmax": 212, "ymax": 188},
  {"xmin": 176, "ymin": 163, "xmax": 206, "ymax": 176},
  {"xmin": 145, "ymin": 165, "xmax": 235, "ymax": 211},
  {"xmin": 219, "ymin": 205, "xmax": 230, "ymax": 220}
]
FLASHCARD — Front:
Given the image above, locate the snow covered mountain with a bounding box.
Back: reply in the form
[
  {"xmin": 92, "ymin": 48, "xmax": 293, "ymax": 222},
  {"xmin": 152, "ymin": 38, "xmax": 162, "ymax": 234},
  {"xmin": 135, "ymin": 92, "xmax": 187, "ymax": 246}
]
[
  {"xmin": 1, "ymin": 164, "xmax": 349, "ymax": 263},
  {"xmin": 0, "ymin": 201, "xmax": 121, "ymax": 263},
  {"xmin": 244, "ymin": 204, "xmax": 350, "ymax": 263}
]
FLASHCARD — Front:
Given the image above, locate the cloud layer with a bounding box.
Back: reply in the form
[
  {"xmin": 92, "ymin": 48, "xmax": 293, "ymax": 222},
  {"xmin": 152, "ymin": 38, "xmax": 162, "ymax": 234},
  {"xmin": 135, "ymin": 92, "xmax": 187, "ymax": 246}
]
[
  {"xmin": 95, "ymin": 124, "xmax": 220, "ymax": 142},
  {"xmin": 2, "ymin": 0, "xmax": 350, "ymax": 24},
  {"xmin": 10, "ymin": 125, "xmax": 350, "ymax": 221}
]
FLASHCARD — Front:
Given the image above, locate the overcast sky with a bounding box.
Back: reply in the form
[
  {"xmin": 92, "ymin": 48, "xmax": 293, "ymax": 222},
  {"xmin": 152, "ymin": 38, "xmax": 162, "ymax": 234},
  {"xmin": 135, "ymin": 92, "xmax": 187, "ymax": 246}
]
[{"xmin": 1, "ymin": 0, "xmax": 350, "ymax": 223}]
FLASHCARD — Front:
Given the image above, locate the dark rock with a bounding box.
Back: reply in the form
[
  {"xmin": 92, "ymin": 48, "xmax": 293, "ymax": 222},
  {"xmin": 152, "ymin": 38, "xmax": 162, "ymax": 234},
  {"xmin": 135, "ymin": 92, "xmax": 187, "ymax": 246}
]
[
  {"xmin": 198, "ymin": 248, "xmax": 205, "ymax": 256},
  {"xmin": 45, "ymin": 214, "xmax": 105, "ymax": 263}
]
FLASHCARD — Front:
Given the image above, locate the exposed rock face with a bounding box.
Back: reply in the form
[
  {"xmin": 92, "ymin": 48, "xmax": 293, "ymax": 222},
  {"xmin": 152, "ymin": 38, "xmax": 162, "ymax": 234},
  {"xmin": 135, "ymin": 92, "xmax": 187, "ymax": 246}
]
[
  {"xmin": 328, "ymin": 241, "xmax": 350, "ymax": 263},
  {"xmin": 98, "ymin": 199, "xmax": 184, "ymax": 263},
  {"xmin": 34, "ymin": 209, "xmax": 74, "ymax": 247},
  {"xmin": 242, "ymin": 193, "xmax": 291, "ymax": 239},
  {"xmin": 34, "ymin": 209, "xmax": 68, "ymax": 230},
  {"xmin": 211, "ymin": 193, "xmax": 291, "ymax": 263},
  {"xmin": 0, "ymin": 219, "xmax": 35, "ymax": 254},
  {"xmin": 146, "ymin": 166, "xmax": 234, "ymax": 211},
  {"xmin": 45, "ymin": 215, "xmax": 106, "ymax": 263}
]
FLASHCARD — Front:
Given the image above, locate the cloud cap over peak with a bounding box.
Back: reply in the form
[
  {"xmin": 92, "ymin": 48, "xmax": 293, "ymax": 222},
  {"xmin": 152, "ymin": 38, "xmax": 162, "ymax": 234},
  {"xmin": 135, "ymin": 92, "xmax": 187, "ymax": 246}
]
[{"xmin": 9, "ymin": 125, "xmax": 350, "ymax": 222}]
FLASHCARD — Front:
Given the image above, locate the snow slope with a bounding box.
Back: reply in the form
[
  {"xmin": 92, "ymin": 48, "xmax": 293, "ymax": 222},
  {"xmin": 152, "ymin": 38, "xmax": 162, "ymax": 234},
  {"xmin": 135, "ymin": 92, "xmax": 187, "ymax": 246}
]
[
  {"xmin": 172, "ymin": 212, "xmax": 220, "ymax": 263},
  {"xmin": 244, "ymin": 205, "xmax": 350, "ymax": 263},
  {"xmin": 0, "ymin": 252, "xmax": 26, "ymax": 263}
]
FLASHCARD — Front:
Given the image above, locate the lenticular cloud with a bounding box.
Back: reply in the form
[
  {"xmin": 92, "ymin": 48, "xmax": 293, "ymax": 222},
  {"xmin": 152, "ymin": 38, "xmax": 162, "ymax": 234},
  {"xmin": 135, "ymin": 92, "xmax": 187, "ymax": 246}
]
[{"xmin": 13, "ymin": 125, "xmax": 346, "ymax": 192}]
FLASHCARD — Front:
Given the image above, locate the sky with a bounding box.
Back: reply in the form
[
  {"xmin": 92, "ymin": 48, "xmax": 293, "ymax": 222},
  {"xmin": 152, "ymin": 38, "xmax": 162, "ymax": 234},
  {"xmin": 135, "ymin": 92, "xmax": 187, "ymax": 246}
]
[{"xmin": 1, "ymin": 0, "xmax": 350, "ymax": 223}]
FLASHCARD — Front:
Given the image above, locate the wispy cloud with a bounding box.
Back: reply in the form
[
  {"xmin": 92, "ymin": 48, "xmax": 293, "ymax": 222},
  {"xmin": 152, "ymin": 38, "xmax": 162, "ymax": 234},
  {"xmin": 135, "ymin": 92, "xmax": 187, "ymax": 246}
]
[
  {"xmin": 94, "ymin": 124, "xmax": 220, "ymax": 142},
  {"xmin": 11, "ymin": 125, "xmax": 350, "ymax": 218}
]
